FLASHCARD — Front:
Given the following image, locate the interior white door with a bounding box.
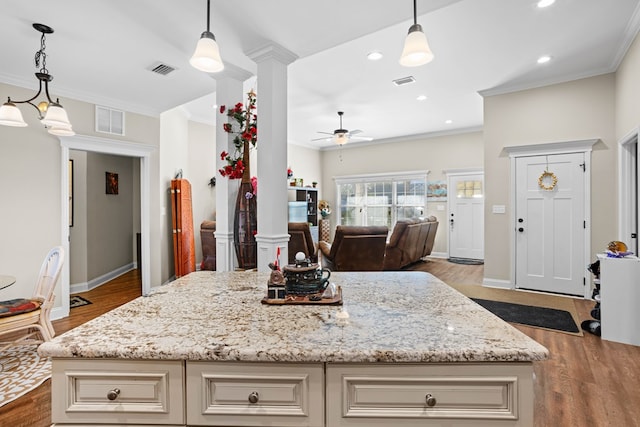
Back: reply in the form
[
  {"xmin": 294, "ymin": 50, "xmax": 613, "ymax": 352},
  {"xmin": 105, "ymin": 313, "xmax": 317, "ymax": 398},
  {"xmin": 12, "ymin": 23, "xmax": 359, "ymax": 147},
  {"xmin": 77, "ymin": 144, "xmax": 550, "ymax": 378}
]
[
  {"xmin": 515, "ymin": 153, "xmax": 585, "ymax": 295},
  {"xmin": 448, "ymin": 174, "xmax": 484, "ymax": 260}
]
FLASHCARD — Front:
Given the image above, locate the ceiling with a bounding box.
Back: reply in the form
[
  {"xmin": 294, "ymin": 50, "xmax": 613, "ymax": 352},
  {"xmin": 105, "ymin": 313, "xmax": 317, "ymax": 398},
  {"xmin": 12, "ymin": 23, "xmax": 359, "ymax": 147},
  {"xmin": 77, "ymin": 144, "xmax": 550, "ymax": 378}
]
[{"xmin": 1, "ymin": 0, "xmax": 639, "ymax": 149}]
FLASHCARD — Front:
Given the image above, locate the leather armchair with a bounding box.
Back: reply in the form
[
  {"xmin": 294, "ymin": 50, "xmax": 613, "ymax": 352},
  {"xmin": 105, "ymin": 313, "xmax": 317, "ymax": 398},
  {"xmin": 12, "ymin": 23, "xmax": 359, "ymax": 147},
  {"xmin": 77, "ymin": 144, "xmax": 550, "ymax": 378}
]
[
  {"xmin": 288, "ymin": 222, "xmax": 318, "ymax": 264},
  {"xmin": 200, "ymin": 220, "xmax": 216, "ymax": 271},
  {"xmin": 318, "ymin": 225, "xmax": 388, "ymax": 271},
  {"xmin": 383, "ymin": 216, "xmax": 438, "ymax": 270}
]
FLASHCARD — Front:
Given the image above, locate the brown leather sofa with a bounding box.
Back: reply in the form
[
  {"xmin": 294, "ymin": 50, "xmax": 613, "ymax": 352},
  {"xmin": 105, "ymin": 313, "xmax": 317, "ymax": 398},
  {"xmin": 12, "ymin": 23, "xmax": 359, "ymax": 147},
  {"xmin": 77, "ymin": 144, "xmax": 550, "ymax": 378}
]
[
  {"xmin": 383, "ymin": 216, "xmax": 438, "ymax": 270},
  {"xmin": 288, "ymin": 222, "xmax": 318, "ymax": 264},
  {"xmin": 200, "ymin": 220, "xmax": 216, "ymax": 271},
  {"xmin": 319, "ymin": 225, "xmax": 388, "ymax": 271}
]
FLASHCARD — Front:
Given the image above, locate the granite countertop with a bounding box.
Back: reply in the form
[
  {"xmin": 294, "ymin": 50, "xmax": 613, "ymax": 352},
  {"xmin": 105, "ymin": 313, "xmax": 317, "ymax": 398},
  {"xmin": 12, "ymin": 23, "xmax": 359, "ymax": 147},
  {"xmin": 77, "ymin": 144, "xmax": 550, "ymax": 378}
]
[{"xmin": 39, "ymin": 271, "xmax": 548, "ymax": 363}]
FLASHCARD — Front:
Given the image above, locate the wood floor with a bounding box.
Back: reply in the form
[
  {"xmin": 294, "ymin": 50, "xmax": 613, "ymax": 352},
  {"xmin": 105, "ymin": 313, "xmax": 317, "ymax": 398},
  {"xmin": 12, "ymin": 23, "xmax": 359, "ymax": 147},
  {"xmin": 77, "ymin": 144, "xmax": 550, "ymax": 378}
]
[{"xmin": 2, "ymin": 260, "xmax": 640, "ymax": 427}]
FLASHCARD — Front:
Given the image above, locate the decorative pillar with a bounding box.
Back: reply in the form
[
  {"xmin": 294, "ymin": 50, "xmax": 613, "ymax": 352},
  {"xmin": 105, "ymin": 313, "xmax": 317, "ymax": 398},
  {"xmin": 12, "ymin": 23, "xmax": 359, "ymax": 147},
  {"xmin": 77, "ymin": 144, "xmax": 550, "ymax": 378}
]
[
  {"xmin": 247, "ymin": 43, "xmax": 298, "ymax": 272},
  {"xmin": 214, "ymin": 64, "xmax": 253, "ymax": 271}
]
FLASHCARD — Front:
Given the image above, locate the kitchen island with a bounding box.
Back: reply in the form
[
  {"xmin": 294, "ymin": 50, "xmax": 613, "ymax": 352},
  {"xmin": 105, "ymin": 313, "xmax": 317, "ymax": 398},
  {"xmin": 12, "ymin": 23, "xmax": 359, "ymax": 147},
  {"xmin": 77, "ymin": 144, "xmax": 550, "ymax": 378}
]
[{"xmin": 40, "ymin": 270, "xmax": 548, "ymax": 427}]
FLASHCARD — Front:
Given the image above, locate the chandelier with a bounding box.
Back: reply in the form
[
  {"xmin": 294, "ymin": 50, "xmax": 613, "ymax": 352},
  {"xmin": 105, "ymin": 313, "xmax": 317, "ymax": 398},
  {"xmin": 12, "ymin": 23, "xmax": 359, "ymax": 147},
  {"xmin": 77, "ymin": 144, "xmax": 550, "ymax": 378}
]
[{"xmin": 0, "ymin": 23, "xmax": 74, "ymax": 136}]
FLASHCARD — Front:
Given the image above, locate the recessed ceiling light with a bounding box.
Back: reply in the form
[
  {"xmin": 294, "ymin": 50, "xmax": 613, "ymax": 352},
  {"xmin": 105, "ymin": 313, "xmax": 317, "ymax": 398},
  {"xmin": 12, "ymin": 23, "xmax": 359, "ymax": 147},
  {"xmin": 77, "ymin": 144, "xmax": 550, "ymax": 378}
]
[
  {"xmin": 537, "ymin": 55, "xmax": 552, "ymax": 64},
  {"xmin": 367, "ymin": 51, "xmax": 383, "ymax": 61},
  {"xmin": 416, "ymin": 95, "xmax": 427, "ymax": 101},
  {"xmin": 445, "ymin": 119, "xmax": 453, "ymax": 124},
  {"xmin": 537, "ymin": 0, "xmax": 555, "ymax": 8}
]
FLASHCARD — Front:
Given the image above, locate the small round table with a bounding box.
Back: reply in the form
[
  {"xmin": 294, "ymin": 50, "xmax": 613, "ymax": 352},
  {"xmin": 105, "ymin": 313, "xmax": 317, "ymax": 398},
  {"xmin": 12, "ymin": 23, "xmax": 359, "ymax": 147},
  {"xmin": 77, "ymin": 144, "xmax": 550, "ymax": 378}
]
[{"xmin": 0, "ymin": 275, "xmax": 16, "ymax": 291}]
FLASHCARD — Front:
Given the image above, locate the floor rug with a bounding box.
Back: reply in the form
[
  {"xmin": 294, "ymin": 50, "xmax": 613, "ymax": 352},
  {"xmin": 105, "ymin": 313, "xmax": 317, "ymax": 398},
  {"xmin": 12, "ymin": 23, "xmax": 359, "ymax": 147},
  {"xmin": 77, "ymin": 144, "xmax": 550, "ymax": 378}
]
[
  {"xmin": 70, "ymin": 295, "xmax": 92, "ymax": 308},
  {"xmin": 472, "ymin": 298, "xmax": 580, "ymax": 334},
  {"xmin": 0, "ymin": 344, "xmax": 51, "ymax": 408},
  {"xmin": 448, "ymin": 282, "xmax": 583, "ymax": 336},
  {"xmin": 448, "ymin": 257, "xmax": 484, "ymax": 265}
]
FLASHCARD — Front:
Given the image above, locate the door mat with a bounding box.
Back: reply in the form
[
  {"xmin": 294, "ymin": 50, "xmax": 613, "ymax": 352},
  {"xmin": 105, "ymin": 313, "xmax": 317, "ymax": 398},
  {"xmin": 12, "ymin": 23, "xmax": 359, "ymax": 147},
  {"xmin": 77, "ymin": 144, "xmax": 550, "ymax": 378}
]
[
  {"xmin": 70, "ymin": 295, "xmax": 92, "ymax": 309},
  {"xmin": 0, "ymin": 344, "xmax": 51, "ymax": 408},
  {"xmin": 472, "ymin": 298, "xmax": 580, "ymax": 334}
]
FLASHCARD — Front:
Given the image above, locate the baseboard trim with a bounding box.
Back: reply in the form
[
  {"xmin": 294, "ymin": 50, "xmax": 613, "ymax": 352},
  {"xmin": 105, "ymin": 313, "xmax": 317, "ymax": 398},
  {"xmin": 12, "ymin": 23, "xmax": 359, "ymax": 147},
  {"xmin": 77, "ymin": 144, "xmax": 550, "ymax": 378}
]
[
  {"xmin": 70, "ymin": 263, "xmax": 135, "ymax": 294},
  {"xmin": 428, "ymin": 252, "xmax": 448, "ymax": 259},
  {"xmin": 482, "ymin": 278, "xmax": 514, "ymax": 289}
]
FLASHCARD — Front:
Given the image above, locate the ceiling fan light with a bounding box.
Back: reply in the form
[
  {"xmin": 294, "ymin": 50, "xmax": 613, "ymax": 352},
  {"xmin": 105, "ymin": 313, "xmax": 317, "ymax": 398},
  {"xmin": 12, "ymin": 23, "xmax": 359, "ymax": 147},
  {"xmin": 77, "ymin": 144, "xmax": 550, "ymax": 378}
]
[
  {"xmin": 334, "ymin": 132, "xmax": 349, "ymax": 145},
  {"xmin": 0, "ymin": 102, "xmax": 28, "ymax": 127},
  {"xmin": 400, "ymin": 24, "xmax": 434, "ymax": 67},
  {"xmin": 190, "ymin": 32, "xmax": 224, "ymax": 73},
  {"xmin": 41, "ymin": 103, "xmax": 72, "ymax": 127}
]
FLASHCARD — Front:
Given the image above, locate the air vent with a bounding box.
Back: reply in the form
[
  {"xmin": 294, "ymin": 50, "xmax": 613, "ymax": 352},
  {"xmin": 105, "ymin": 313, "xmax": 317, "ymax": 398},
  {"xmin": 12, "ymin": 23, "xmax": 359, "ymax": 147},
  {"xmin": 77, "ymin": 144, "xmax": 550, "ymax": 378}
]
[
  {"xmin": 96, "ymin": 106, "xmax": 125, "ymax": 136},
  {"xmin": 392, "ymin": 76, "xmax": 416, "ymax": 86},
  {"xmin": 148, "ymin": 62, "xmax": 176, "ymax": 76}
]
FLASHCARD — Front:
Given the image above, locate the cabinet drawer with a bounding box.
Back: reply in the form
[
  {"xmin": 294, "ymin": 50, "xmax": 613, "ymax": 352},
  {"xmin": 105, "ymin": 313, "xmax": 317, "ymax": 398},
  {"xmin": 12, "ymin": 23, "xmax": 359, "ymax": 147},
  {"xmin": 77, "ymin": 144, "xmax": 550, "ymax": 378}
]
[
  {"xmin": 51, "ymin": 359, "xmax": 184, "ymax": 425},
  {"xmin": 186, "ymin": 361, "xmax": 324, "ymax": 426},
  {"xmin": 327, "ymin": 363, "xmax": 534, "ymax": 426}
]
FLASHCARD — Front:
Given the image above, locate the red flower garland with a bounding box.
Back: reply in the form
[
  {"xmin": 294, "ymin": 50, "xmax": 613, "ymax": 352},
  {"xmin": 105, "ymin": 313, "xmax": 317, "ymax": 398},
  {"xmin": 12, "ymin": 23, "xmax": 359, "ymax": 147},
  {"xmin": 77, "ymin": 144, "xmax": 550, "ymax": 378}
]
[{"xmin": 218, "ymin": 91, "xmax": 257, "ymax": 179}]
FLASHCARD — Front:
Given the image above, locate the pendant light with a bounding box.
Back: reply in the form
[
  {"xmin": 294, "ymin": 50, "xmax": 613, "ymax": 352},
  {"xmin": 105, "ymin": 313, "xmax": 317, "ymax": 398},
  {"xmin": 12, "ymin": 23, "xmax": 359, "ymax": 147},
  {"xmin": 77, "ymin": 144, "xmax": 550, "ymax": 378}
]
[
  {"xmin": 0, "ymin": 23, "xmax": 74, "ymax": 135},
  {"xmin": 190, "ymin": 0, "xmax": 224, "ymax": 73},
  {"xmin": 399, "ymin": 0, "xmax": 434, "ymax": 67}
]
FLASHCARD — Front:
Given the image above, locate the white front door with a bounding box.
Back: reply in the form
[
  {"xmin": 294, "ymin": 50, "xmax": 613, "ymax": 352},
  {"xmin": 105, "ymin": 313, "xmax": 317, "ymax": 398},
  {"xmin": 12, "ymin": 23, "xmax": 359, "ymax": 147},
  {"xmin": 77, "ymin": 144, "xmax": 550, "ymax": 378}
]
[
  {"xmin": 515, "ymin": 153, "xmax": 586, "ymax": 295},
  {"xmin": 448, "ymin": 173, "xmax": 484, "ymax": 260}
]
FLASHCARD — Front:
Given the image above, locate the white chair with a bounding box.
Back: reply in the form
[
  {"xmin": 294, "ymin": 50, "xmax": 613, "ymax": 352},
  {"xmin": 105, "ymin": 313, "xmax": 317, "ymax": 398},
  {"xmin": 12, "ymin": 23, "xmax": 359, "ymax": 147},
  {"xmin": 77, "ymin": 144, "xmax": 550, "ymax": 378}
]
[{"xmin": 0, "ymin": 246, "xmax": 65, "ymax": 350}]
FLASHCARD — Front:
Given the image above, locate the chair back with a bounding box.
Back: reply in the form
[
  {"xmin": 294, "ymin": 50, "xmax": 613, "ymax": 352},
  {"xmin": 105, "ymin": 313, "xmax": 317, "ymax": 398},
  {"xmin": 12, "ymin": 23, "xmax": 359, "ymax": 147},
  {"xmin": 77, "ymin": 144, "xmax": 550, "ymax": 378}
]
[
  {"xmin": 328, "ymin": 225, "xmax": 388, "ymax": 271},
  {"xmin": 33, "ymin": 246, "xmax": 65, "ymax": 310},
  {"xmin": 288, "ymin": 222, "xmax": 317, "ymax": 263}
]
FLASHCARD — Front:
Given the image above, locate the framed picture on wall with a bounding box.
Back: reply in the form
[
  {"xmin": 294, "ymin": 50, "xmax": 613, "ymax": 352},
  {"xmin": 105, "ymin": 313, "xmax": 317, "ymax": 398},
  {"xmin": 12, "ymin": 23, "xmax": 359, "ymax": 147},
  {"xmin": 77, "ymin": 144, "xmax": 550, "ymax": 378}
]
[{"xmin": 106, "ymin": 172, "xmax": 119, "ymax": 195}]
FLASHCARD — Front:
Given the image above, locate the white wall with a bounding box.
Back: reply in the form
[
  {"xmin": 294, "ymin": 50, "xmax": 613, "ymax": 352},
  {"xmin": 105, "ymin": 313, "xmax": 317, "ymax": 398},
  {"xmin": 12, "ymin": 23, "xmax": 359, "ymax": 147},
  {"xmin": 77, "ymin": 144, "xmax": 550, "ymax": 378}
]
[
  {"xmin": 0, "ymin": 81, "xmax": 161, "ymax": 310},
  {"xmin": 483, "ymin": 74, "xmax": 617, "ymax": 283},
  {"xmin": 188, "ymin": 120, "xmax": 216, "ymax": 266},
  {"xmin": 616, "ymin": 29, "xmax": 640, "ymax": 139},
  {"xmin": 319, "ymin": 131, "xmax": 484, "ymax": 254}
]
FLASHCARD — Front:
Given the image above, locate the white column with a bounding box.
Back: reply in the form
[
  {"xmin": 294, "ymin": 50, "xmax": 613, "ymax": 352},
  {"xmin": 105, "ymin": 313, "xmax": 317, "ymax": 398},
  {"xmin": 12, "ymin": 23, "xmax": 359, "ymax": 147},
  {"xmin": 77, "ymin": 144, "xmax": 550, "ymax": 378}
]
[
  {"xmin": 214, "ymin": 64, "xmax": 253, "ymax": 272},
  {"xmin": 247, "ymin": 43, "xmax": 298, "ymax": 272}
]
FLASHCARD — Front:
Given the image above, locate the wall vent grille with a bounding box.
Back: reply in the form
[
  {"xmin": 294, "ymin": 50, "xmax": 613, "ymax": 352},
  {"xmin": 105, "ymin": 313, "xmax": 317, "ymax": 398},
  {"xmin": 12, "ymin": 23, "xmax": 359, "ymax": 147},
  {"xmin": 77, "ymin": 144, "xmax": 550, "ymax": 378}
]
[{"xmin": 96, "ymin": 106, "xmax": 125, "ymax": 136}]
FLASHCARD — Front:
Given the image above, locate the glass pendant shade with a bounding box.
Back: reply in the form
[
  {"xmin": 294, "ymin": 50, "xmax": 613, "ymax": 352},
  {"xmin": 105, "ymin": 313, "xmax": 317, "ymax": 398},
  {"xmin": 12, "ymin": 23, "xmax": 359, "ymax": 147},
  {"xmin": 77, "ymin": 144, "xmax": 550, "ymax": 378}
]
[
  {"xmin": 48, "ymin": 125, "xmax": 75, "ymax": 136},
  {"xmin": 334, "ymin": 132, "xmax": 349, "ymax": 145},
  {"xmin": 0, "ymin": 102, "xmax": 28, "ymax": 127},
  {"xmin": 190, "ymin": 33, "xmax": 224, "ymax": 73},
  {"xmin": 400, "ymin": 24, "xmax": 434, "ymax": 67},
  {"xmin": 41, "ymin": 103, "xmax": 72, "ymax": 127}
]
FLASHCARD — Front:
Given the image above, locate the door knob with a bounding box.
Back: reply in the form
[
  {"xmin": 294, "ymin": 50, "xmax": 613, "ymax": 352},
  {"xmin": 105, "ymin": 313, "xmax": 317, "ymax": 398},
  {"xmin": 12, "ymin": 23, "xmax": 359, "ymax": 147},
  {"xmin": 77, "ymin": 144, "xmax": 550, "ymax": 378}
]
[
  {"xmin": 518, "ymin": 218, "xmax": 524, "ymax": 223},
  {"xmin": 248, "ymin": 391, "xmax": 259, "ymax": 404},
  {"xmin": 518, "ymin": 227, "xmax": 524, "ymax": 232}
]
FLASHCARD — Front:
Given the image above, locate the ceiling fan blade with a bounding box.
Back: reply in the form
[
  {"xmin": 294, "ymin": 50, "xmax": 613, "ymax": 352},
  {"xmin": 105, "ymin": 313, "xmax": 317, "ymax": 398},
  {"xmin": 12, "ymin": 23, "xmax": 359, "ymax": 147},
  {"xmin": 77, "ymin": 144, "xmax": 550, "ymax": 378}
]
[
  {"xmin": 316, "ymin": 131, "xmax": 334, "ymax": 135},
  {"xmin": 349, "ymin": 129, "xmax": 363, "ymax": 135},
  {"xmin": 350, "ymin": 135, "xmax": 374, "ymax": 141},
  {"xmin": 311, "ymin": 136, "xmax": 332, "ymax": 141}
]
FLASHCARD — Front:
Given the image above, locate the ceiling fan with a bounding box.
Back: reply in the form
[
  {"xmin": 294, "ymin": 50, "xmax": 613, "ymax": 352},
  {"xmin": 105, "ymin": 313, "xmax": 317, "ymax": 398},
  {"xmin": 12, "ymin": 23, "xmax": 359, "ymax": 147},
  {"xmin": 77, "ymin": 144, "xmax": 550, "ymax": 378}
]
[{"xmin": 312, "ymin": 111, "xmax": 373, "ymax": 145}]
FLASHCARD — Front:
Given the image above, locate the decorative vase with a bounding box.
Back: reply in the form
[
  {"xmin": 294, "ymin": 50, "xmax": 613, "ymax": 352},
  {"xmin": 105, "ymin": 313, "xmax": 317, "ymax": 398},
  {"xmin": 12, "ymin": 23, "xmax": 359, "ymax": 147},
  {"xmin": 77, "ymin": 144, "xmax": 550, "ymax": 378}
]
[{"xmin": 233, "ymin": 139, "xmax": 257, "ymax": 269}]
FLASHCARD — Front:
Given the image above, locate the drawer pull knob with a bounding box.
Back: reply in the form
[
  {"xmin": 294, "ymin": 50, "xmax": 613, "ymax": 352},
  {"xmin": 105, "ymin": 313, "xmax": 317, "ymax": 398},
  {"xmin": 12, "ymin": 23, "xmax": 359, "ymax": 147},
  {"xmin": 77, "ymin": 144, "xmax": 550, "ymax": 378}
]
[
  {"xmin": 425, "ymin": 393, "xmax": 437, "ymax": 407},
  {"xmin": 248, "ymin": 391, "xmax": 259, "ymax": 404},
  {"xmin": 107, "ymin": 388, "xmax": 121, "ymax": 401}
]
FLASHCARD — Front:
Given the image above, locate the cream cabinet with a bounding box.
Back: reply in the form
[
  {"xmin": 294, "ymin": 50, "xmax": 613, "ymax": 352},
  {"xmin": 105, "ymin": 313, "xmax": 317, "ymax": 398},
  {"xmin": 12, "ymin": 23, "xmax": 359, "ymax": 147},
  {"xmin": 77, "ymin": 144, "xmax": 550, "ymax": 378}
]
[
  {"xmin": 51, "ymin": 359, "xmax": 185, "ymax": 426},
  {"xmin": 186, "ymin": 362, "xmax": 324, "ymax": 426},
  {"xmin": 51, "ymin": 359, "xmax": 534, "ymax": 427},
  {"xmin": 599, "ymin": 254, "xmax": 640, "ymax": 346},
  {"xmin": 326, "ymin": 363, "xmax": 534, "ymax": 427}
]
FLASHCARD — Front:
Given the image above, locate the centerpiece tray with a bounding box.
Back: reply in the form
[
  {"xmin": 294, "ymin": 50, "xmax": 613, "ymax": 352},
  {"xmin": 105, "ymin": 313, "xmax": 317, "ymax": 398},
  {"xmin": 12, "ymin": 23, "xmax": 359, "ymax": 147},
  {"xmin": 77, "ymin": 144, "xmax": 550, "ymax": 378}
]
[{"xmin": 261, "ymin": 286, "xmax": 342, "ymax": 305}]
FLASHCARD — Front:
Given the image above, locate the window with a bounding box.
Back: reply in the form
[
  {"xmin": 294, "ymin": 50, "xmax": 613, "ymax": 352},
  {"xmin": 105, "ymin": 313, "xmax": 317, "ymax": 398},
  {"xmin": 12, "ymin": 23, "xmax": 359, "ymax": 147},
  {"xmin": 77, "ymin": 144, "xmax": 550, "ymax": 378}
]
[{"xmin": 336, "ymin": 172, "xmax": 428, "ymax": 229}]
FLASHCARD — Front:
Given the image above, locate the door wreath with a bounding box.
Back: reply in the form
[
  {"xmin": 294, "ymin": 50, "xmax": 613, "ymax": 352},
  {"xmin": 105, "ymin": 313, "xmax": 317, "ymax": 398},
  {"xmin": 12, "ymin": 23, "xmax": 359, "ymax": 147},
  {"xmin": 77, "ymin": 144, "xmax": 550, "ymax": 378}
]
[{"xmin": 538, "ymin": 170, "xmax": 558, "ymax": 191}]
